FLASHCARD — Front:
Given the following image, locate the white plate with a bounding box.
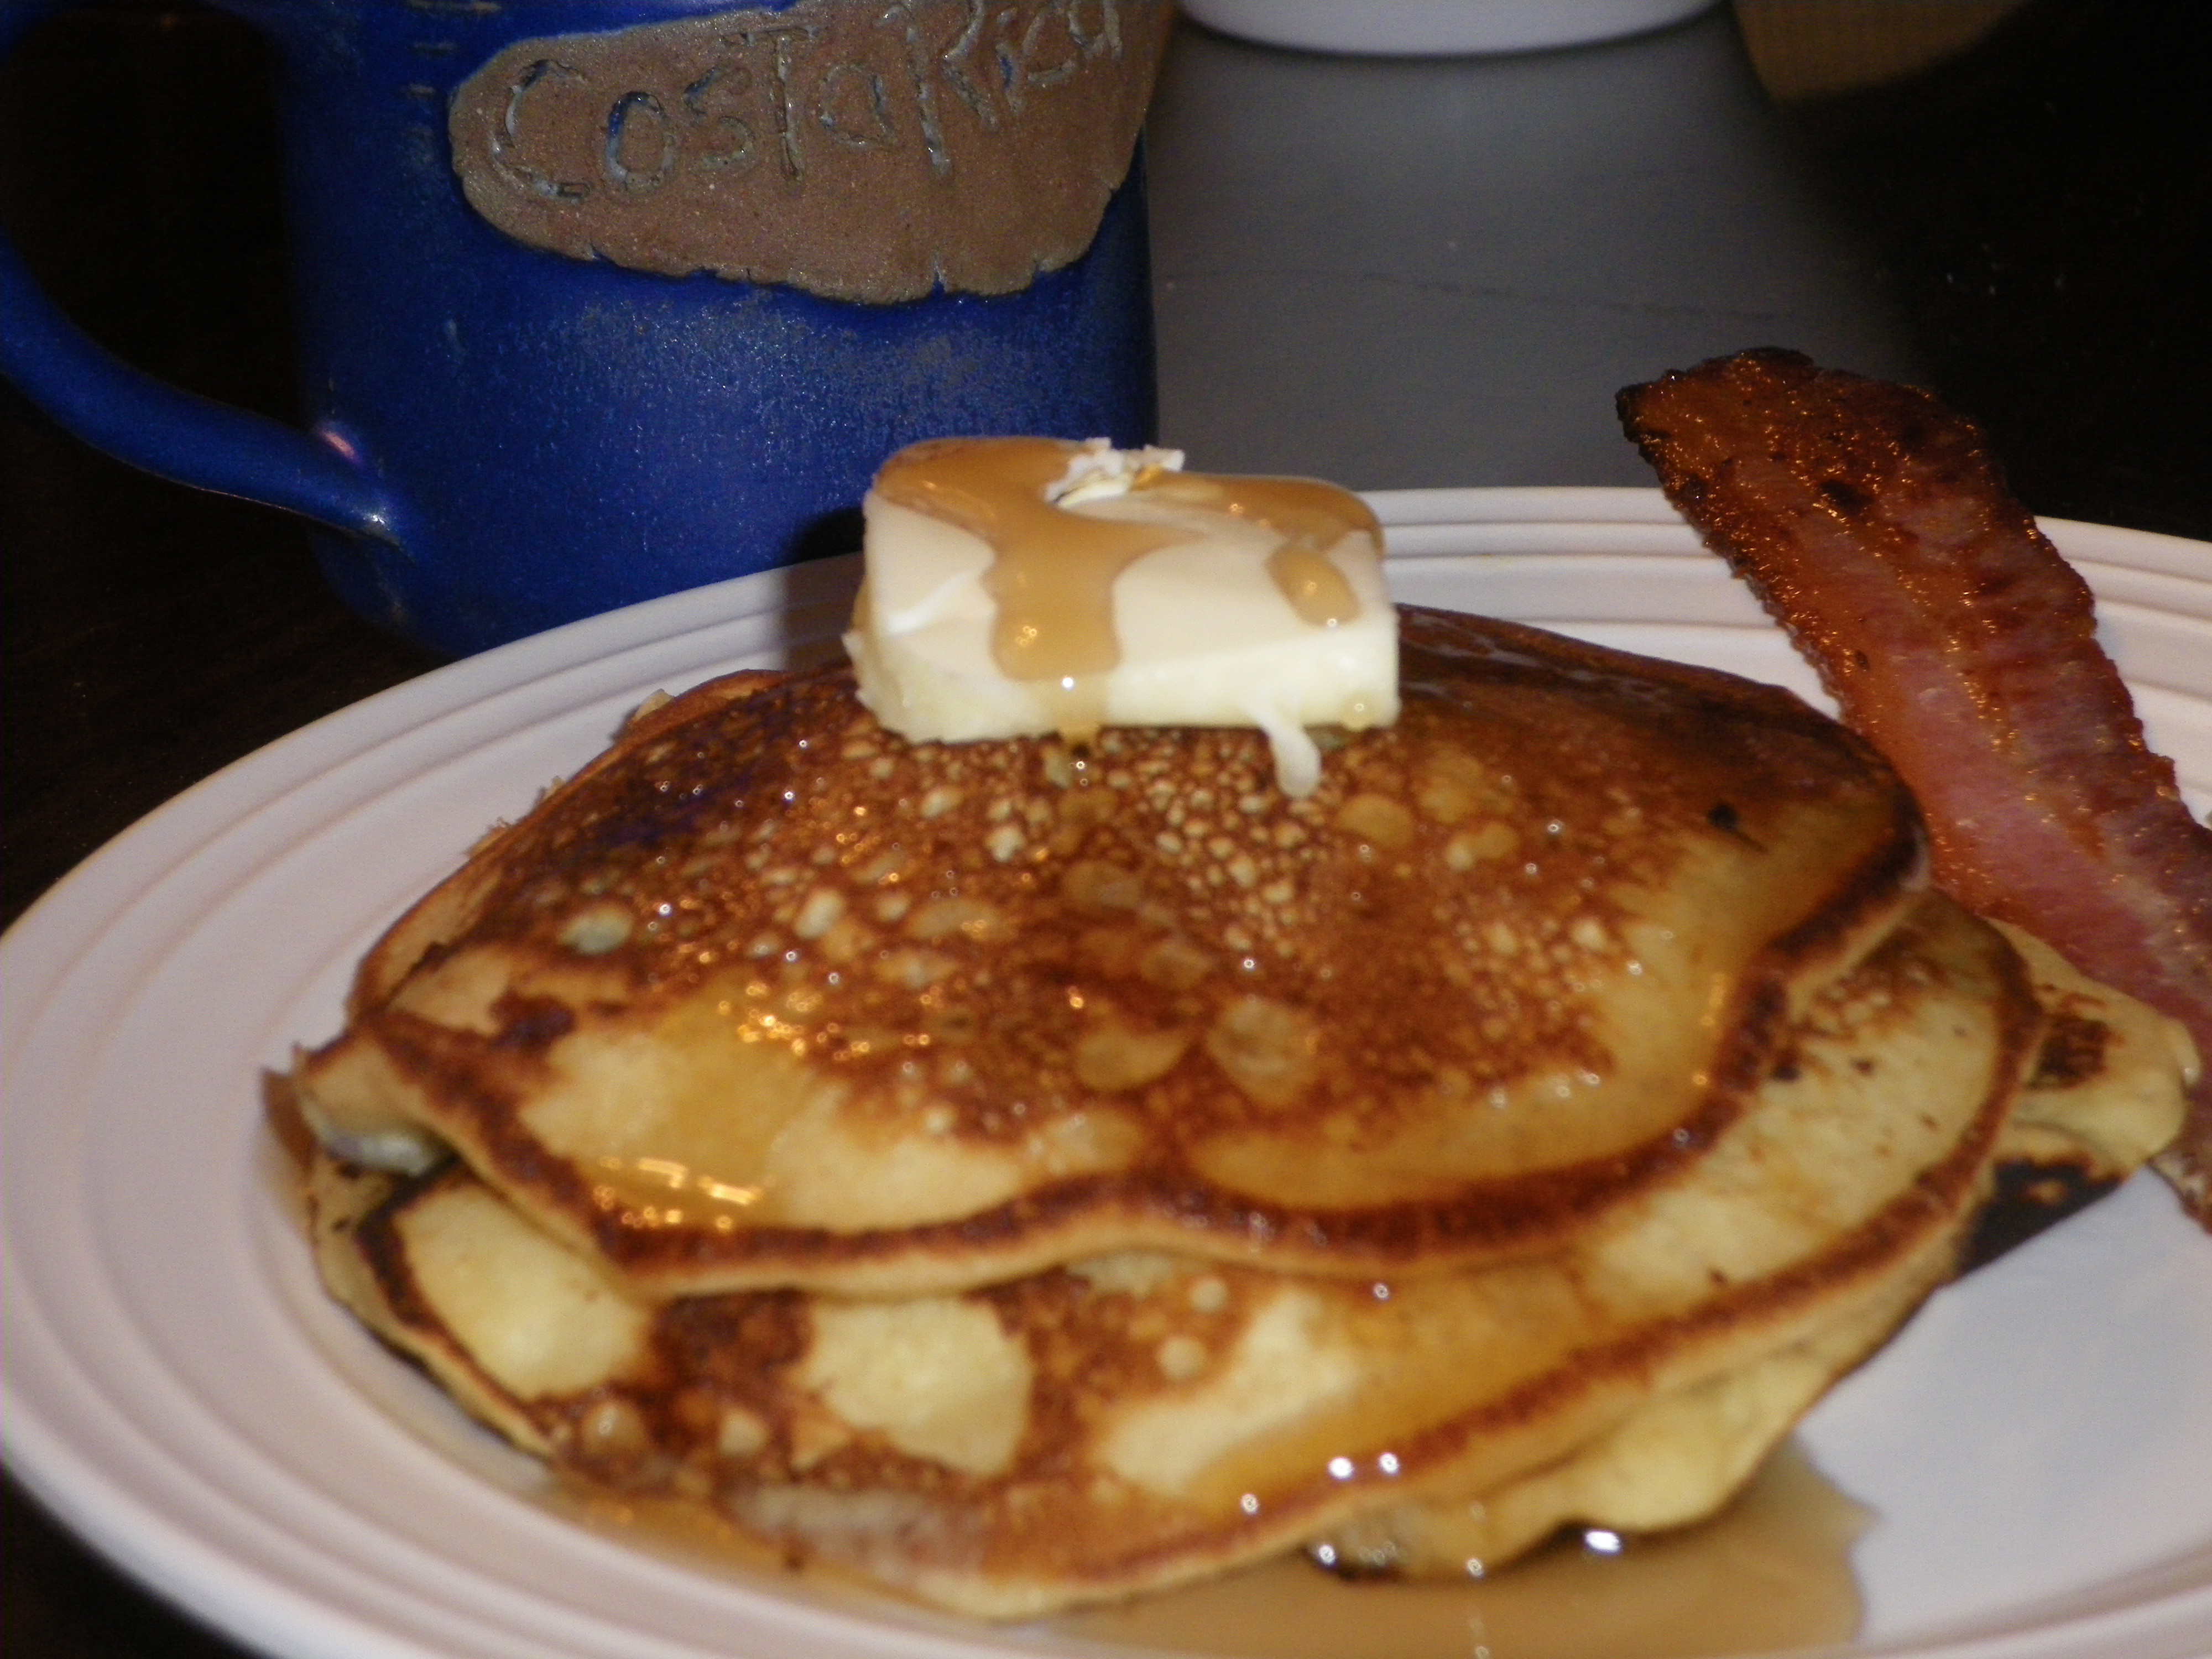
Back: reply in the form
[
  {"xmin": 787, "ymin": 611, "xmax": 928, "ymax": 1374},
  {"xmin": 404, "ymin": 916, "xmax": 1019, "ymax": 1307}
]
[{"xmin": 6, "ymin": 488, "xmax": 2210, "ymax": 1659}]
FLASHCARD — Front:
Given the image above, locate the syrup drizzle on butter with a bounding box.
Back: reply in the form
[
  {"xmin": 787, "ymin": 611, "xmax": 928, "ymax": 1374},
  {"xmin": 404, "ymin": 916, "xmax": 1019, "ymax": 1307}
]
[{"xmin": 872, "ymin": 438, "xmax": 1379, "ymax": 703}]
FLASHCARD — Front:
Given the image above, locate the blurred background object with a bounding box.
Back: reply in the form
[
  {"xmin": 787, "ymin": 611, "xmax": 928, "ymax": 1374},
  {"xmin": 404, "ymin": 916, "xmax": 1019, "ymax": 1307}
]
[
  {"xmin": 1734, "ymin": 0, "xmax": 2030, "ymax": 98},
  {"xmin": 1735, "ymin": 0, "xmax": 2211, "ymax": 542},
  {"xmin": 1145, "ymin": 0, "xmax": 1918, "ymax": 488}
]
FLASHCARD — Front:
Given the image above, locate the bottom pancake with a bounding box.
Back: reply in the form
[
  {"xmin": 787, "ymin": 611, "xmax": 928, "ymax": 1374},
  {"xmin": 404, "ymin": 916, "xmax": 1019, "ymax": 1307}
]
[
  {"xmin": 1307, "ymin": 1269, "xmax": 1938, "ymax": 1579},
  {"xmin": 287, "ymin": 894, "xmax": 2195, "ymax": 1619}
]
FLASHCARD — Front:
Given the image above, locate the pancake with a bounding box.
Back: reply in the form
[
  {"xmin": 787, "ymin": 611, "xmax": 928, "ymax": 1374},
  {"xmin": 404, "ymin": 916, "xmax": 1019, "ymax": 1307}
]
[
  {"xmin": 291, "ymin": 607, "xmax": 1924, "ymax": 1298},
  {"xmin": 1312, "ymin": 910, "xmax": 2199, "ymax": 1579},
  {"xmin": 1960, "ymin": 922, "xmax": 2203, "ymax": 1264},
  {"xmin": 283, "ymin": 598, "xmax": 2195, "ymax": 1620},
  {"xmin": 305, "ymin": 891, "xmax": 2057, "ymax": 1616}
]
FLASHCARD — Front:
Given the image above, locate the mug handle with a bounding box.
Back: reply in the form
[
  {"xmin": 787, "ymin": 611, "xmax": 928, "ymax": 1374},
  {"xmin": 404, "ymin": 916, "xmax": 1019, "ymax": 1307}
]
[{"xmin": 0, "ymin": 0, "xmax": 392, "ymax": 542}]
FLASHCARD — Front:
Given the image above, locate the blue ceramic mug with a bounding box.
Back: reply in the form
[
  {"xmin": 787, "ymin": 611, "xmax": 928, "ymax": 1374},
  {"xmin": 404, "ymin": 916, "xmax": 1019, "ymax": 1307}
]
[{"xmin": 0, "ymin": 0, "xmax": 1164, "ymax": 655}]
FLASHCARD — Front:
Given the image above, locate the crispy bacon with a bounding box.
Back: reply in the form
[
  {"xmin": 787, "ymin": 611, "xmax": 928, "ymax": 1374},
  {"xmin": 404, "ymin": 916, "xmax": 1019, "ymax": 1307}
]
[{"xmin": 1619, "ymin": 348, "xmax": 2212, "ymax": 1225}]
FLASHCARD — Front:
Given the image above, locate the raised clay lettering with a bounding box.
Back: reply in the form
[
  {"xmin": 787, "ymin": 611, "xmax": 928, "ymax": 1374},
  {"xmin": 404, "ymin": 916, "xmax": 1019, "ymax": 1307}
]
[{"xmin": 449, "ymin": 0, "xmax": 1170, "ymax": 302}]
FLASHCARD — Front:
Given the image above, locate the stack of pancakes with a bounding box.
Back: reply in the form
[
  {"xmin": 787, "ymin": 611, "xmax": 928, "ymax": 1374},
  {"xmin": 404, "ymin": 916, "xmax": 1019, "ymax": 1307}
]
[{"xmin": 284, "ymin": 608, "xmax": 2189, "ymax": 1618}]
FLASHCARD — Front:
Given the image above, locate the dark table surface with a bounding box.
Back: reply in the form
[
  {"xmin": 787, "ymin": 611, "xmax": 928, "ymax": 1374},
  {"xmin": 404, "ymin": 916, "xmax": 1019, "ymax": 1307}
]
[{"xmin": 5, "ymin": 2, "xmax": 2208, "ymax": 1655}]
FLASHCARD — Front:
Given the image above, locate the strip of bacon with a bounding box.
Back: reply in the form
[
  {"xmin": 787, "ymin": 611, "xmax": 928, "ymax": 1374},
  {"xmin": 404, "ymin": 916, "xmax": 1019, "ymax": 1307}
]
[{"xmin": 1618, "ymin": 347, "xmax": 2212, "ymax": 1225}]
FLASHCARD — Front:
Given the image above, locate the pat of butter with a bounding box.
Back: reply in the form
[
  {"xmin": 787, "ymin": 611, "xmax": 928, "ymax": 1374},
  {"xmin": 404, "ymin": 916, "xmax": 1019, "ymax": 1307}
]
[{"xmin": 844, "ymin": 439, "xmax": 1397, "ymax": 796}]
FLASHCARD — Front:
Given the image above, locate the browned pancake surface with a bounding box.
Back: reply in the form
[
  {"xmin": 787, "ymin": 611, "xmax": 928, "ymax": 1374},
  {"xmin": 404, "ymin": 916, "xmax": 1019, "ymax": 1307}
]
[{"xmin": 299, "ymin": 608, "xmax": 1924, "ymax": 1295}]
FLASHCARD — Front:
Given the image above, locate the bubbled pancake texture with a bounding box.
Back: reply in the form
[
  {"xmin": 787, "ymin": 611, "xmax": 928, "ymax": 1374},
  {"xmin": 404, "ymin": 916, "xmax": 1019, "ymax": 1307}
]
[{"xmin": 303, "ymin": 609, "xmax": 1922, "ymax": 1296}]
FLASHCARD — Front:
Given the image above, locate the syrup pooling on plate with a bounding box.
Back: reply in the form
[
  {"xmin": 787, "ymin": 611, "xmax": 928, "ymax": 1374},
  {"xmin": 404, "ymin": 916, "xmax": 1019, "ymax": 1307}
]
[
  {"xmin": 550, "ymin": 1438, "xmax": 1866, "ymax": 1659},
  {"xmin": 1051, "ymin": 1444, "xmax": 1869, "ymax": 1659},
  {"xmin": 852, "ymin": 439, "xmax": 1397, "ymax": 794}
]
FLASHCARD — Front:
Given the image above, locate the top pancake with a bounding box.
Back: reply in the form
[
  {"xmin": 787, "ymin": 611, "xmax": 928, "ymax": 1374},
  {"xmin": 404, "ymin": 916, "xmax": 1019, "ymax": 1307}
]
[{"xmin": 294, "ymin": 608, "xmax": 1924, "ymax": 1296}]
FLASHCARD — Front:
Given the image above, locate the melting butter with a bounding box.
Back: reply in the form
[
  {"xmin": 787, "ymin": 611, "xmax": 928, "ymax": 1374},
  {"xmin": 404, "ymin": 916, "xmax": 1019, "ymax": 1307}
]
[{"xmin": 846, "ymin": 438, "xmax": 1399, "ymax": 796}]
